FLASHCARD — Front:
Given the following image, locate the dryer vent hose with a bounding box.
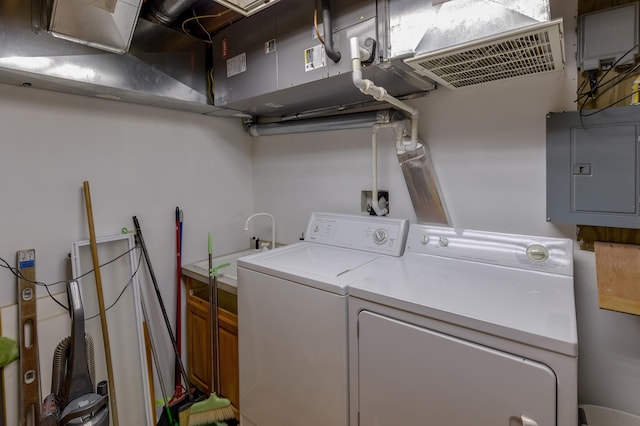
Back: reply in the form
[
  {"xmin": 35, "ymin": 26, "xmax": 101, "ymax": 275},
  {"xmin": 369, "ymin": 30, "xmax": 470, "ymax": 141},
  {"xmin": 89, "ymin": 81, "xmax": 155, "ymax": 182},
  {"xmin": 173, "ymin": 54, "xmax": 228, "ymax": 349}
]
[{"xmin": 51, "ymin": 334, "xmax": 96, "ymax": 403}]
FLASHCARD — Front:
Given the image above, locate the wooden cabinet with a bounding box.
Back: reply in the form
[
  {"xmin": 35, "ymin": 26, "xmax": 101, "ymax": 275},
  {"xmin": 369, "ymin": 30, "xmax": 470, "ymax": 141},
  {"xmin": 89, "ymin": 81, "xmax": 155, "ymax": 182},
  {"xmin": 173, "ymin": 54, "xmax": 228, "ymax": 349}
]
[{"xmin": 184, "ymin": 275, "xmax": 239, "ymax": 410}]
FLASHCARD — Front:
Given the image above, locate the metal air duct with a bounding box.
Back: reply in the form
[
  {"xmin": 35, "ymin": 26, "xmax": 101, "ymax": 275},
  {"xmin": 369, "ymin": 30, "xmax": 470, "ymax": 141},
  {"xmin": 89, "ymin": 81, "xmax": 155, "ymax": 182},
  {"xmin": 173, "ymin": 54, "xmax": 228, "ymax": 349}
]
[
  {"xmin": 403, "ymin": 0, "xmax": 564, "ymax": 89},
  {"xmin": 145, "ymin": 0, "xmax": 199, "ymax": 25},
  {"xmin": 0, "ymin": 0, "xmax": 236, "ymax": 115}
]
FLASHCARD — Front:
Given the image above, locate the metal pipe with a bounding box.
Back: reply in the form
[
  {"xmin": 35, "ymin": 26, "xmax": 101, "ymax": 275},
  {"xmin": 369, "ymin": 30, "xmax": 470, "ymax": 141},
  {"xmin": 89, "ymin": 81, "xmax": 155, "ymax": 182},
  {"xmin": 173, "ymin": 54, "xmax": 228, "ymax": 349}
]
[
  {"xmin": 321, "ymin": 0, "xmax": 341, "ymax": 63},
  {"xmin": 145, "ymin": 0, "xmax": 198, "ymax": 25},
  {"xmin": 244, "ymin": 109, "xmax": 404, "ymax": 136}
]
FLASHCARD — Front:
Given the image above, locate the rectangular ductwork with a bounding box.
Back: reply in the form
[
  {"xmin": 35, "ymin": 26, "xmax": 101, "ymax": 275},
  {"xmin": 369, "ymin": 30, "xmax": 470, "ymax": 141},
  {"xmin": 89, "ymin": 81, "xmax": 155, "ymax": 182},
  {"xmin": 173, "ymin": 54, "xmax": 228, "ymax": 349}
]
[
  {"xmin": 49, "ymin": 0, "xmax": 143, "ymax": 53},
  {"xmin": 0, "ymin": 0, "xmax": 236, "ymax": 115},
  {"xmin": 212, "ymin": 0, "xmax": 564, "ymax": 118},
  {"xmin": 0, "ymin": 0, "xmax": 564, "ymax": 118}
]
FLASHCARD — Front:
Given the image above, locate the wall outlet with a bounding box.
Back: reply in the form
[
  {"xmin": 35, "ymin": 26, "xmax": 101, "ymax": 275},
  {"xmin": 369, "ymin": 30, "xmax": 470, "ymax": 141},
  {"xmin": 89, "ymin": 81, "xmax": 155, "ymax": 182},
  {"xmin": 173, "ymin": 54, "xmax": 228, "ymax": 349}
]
[{"xmin": 361, "ymin": 190, "xmax": 389, "ymax": 215}]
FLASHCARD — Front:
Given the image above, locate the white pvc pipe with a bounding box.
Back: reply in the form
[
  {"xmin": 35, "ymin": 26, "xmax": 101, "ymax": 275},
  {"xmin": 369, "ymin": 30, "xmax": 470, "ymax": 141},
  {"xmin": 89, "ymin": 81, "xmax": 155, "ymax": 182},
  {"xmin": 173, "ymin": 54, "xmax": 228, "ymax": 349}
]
[
  {"xmin": 371, "ymin": 128, "xmax": 388, "ymax": 216},
  {"xmin": 370, "ymin": 122, "xmax": 403, "ymax": 216},
  {"xmin": 350, "ymin": 37, "xmax": 419, "ymax": 151}
]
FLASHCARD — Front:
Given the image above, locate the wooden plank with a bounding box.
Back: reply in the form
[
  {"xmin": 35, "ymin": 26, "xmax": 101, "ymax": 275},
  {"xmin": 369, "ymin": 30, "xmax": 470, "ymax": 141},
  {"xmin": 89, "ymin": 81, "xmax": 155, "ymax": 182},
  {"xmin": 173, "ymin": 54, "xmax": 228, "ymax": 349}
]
[
  {"xmin": 143, "ymin": 321, "xmax": 156, "ymax": 425},
  {"xmin": 577, "ymin": 225, "xmax": 640, "ymax": 251},
  {"xmin": 595, "ymin": 241, "xmax": 640, "ymax": 315}
]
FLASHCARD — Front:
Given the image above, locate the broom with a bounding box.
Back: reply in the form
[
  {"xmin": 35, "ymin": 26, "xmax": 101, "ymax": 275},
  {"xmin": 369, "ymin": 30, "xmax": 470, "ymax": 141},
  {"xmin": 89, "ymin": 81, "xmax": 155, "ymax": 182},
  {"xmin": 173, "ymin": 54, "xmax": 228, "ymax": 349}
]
[{"xmin": 188, "ymin": 233, "xmax": 235, "ymax": 425}]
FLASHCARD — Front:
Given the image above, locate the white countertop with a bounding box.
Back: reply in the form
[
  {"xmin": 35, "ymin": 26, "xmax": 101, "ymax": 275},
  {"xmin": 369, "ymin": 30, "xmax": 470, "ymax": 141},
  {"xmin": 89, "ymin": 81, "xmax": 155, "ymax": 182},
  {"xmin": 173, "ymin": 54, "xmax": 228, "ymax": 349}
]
[{"xmin": 182, "ymin": 248, "xmax": 262, "ymax": 295}]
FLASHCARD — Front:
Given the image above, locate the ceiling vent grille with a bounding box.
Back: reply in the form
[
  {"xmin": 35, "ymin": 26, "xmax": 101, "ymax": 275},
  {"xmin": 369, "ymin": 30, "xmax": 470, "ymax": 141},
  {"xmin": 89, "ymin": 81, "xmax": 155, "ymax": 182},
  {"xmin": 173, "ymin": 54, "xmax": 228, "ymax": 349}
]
[{"xmin": 405, "ymin": 19, "xmax": 565, "ymax": 89}]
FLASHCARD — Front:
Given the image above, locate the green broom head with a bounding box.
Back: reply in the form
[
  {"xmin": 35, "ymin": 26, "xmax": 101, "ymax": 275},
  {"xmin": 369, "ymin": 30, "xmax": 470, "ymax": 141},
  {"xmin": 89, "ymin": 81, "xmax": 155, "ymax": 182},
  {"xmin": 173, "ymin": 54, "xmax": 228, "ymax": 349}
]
[
  {"xmin": 0, "ymin": 336, "xmax": 18, "ymax": 368},
  {"xmin": 188, "ymin": 393, "xmax": 235, "ymax": 425},
  {"xmin": 189, "ymin": 393, "xmax": 230, "ymax": 414}
]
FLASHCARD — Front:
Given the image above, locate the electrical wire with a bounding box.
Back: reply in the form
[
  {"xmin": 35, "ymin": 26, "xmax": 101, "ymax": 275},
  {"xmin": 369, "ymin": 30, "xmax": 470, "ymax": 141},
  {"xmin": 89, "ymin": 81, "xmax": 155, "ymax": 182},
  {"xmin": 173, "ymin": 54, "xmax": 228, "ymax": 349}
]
[
  {"xmin": 313, "ymin": 6, "xmax": 325, "ymax": 46},
  {"xmin": 207, "ymin": 67, "xmax": 215, "ymax": 104},
  {"xmin": 85, "ymin": 250, "xmax": 143, "ymax": 321},
  {"xmin": 579, "ymin": 88, "xmax": 640, "ymax": 118},
  {"xmin": 180, "ymin": 9, "xmax": 231, "ymax": 44},
  {"xmin": 0, "ymin": 246, "xmax": 139, "ymax": 314},
  {"xmin": 192, "ymin": 9, "xmax": 213, "ymax": 44},
  {"xmin": 578, "ymin": 64, "xmax": 640, "ymax": 119},
  {"xmin": 576, "ymin": 62, "xmax": 640, "ymax": 104},
  {"xmin": 575, "ymin": 40, "xmax": 640, "ymax": 109}
]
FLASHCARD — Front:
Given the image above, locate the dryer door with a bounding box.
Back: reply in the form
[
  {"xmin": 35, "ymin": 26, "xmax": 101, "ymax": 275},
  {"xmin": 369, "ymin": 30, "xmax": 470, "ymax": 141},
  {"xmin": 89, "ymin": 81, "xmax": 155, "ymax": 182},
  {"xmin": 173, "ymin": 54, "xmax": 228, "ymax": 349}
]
[{"xmin": 357, "ymin": 311, "xmax": 557, "ymax": 425}]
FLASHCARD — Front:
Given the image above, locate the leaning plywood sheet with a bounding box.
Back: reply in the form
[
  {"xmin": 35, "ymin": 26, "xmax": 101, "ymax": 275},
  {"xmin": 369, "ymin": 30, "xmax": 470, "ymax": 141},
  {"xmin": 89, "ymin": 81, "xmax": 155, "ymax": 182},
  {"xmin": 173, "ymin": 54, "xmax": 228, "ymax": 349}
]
[{"xmin": 595, "ymin": 241, "xmax": 640, "ymax": 315}]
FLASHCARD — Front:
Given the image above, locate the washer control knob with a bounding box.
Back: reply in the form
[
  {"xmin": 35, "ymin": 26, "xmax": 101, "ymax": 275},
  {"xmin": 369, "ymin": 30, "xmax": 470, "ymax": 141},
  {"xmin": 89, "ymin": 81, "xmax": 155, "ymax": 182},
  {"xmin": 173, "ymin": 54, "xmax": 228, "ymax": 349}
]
[
  {"xmin": 421, "ymin": 234, "xmax": 430, "ymax": 245},
  {"xmin": 527, "ymin": 244, "xmax": 549, "ymax": 262},
  {"xmin": 373, "ymin": 228, "xmax": 388, "ymax": 245},
  {"xmin": 439, "ymin": 236, "xmax": 449, "ymax": 247}
]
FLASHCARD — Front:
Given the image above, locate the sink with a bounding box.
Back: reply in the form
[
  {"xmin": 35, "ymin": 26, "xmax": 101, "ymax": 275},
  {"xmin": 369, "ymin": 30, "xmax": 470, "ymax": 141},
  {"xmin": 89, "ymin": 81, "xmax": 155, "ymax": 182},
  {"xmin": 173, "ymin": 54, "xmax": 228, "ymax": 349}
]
[{"xmin": 190, "ymin": 248, "xmax": 260, "ymax": 288}]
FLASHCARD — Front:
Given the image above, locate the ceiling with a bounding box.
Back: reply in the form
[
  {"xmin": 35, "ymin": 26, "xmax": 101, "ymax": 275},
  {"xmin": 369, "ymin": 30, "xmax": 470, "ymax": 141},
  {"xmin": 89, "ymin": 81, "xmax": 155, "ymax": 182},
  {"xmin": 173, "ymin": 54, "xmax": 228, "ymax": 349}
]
[{"xmin": 153, "ymin": 0, "xmax": 246, "ymax": 41}]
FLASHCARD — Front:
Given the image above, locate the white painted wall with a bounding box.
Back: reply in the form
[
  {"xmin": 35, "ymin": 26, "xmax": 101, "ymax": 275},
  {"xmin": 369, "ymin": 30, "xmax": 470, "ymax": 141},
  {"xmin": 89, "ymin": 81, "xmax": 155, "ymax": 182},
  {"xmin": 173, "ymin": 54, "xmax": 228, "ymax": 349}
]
[
  {"xmin": 0, "ymin": 83, "xmax": 254, "ymax": 422},
  {"xmin": 251, "ymin": 0, "xmax": 640, "ymax": 418},
  {"xmin": 2, "ymin": 0, "xmax": 640, "ymax": 420}
]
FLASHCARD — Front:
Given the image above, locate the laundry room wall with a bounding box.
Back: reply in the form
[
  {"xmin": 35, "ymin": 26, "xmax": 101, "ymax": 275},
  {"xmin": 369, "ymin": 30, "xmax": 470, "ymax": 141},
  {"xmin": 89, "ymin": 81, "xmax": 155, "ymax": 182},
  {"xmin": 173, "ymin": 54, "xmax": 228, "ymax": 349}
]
[
  {"xmin": 0, "ymin": 83, "xmax": 254, "ymax": 422},
  {"xmin": 251, "ymin": 0, "xmax": 640, "ymax": 418}
]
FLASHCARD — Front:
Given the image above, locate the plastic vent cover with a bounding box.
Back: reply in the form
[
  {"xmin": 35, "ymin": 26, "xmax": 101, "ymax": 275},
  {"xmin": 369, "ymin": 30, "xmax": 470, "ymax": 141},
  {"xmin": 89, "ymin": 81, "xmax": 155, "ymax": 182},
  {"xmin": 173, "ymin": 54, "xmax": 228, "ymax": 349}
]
[{"xmin": 405, "ymin": 19, "xmax": 565, "ymax": 89}]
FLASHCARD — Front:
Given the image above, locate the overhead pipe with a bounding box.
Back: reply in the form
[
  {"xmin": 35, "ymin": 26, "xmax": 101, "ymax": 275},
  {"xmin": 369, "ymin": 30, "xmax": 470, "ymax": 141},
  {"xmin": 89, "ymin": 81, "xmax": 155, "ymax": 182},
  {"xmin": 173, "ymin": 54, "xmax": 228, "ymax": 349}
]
[
  {"xmin": 244, "ymin": 109, "xmax": 406, "ymax": 136},
  {"xmin": 321, "ymin": 0, "xmax": 341, "ymax": 63},
  {"xmin": 145, "ymin": 0, "xmax": 198, "ymax": 25},
  {"xmin": 350, "ymin": 37, "xmax": 419, "ymax": 151}
]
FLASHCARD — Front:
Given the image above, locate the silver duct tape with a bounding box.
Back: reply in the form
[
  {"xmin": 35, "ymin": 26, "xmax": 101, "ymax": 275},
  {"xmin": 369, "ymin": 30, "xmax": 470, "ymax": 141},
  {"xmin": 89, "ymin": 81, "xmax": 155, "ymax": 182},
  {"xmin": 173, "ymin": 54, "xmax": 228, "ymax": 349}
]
[{"xmin": 398, "ymin": 144, "xmax": 450, "ymax": 226}]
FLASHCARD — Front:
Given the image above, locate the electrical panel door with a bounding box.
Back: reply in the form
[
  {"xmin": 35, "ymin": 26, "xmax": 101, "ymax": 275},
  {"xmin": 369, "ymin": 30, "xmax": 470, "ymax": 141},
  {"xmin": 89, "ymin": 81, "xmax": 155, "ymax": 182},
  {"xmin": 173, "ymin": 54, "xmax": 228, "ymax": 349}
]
[{"xmin": 547, "ymin": 105, "xmax": 640, "ymax": 228}]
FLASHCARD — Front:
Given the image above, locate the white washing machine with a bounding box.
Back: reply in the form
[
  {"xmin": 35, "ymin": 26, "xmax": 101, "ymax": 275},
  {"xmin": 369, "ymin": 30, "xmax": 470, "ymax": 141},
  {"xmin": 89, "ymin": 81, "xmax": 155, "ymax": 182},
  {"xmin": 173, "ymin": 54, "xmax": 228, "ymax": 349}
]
[
  {"xmin": 347, "ymin": 224, "xmax": 578, "ymax": 426},
  {"xmin": 237, "ymin": 212, "xmax": 409, "ymax": 426}
]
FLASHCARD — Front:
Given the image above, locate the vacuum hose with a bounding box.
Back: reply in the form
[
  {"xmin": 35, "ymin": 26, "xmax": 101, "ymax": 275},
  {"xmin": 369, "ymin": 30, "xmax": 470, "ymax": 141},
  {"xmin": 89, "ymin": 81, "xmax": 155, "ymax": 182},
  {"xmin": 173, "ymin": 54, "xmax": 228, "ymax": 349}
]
[{"xmin": 50, "ymin": 335, "xmax": 96, "ymax": 405}]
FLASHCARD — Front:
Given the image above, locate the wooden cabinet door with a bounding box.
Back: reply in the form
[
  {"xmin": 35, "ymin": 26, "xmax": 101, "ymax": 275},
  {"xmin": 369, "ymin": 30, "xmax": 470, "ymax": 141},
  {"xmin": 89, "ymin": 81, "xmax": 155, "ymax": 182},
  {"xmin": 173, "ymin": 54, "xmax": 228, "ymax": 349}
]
[
  {"xmin": 219, "ymin": 309, "xmax": 239, "ymax": 409},
  {"xmin": 186, "ymin": 297, "xmax": 211, "ymax": 393},
  {"xmin": 184, "ymin": 275, "xmax": 239, "ymax": 412}
]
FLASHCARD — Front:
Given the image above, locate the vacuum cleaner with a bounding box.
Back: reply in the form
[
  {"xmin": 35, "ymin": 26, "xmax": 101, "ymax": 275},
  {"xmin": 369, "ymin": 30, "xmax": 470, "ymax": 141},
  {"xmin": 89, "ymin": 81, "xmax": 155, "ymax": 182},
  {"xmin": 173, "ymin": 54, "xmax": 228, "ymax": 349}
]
[{"xmin": 41, "ymin": 281, "xmax": 109, "ymax": 426}]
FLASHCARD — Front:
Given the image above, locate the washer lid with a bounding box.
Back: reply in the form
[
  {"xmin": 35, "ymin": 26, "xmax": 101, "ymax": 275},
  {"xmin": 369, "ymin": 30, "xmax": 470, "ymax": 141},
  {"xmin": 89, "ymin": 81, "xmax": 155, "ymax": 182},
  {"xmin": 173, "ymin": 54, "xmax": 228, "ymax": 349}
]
[
  {"xmin": 348, "ymin": 253, "xmax": 578, "ymax": 356},
  {"xmin": 238, "ymin": 242, "xmax": 380, "ymax": 294}
]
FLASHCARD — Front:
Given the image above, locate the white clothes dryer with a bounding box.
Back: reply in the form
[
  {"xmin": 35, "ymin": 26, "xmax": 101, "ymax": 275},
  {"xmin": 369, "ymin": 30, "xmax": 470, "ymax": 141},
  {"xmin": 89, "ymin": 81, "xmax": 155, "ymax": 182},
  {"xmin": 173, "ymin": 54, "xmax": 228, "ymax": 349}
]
[
  {"xmin": 237, "ymin": 212, "xmax": 409, "ymax": 426},
  {"xmin": 347, "ymin": 224, "xmax": 578, "ymax": 426}
]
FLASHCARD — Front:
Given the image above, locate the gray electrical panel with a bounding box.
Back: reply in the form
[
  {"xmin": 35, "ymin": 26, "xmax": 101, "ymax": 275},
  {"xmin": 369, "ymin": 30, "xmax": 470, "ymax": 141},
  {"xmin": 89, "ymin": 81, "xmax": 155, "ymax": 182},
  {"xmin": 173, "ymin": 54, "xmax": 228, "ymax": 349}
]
[{"xmin": 546, "ymin": 105, "xmax": 640, "ymax": 228}]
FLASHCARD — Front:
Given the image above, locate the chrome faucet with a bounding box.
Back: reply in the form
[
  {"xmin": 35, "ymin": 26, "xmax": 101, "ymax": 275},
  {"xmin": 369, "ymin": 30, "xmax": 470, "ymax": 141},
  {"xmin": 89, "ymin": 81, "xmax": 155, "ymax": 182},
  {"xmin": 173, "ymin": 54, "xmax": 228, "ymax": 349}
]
[{"xmin": 244, "ymin": 213, "xmax": 276, "ymax": 250}]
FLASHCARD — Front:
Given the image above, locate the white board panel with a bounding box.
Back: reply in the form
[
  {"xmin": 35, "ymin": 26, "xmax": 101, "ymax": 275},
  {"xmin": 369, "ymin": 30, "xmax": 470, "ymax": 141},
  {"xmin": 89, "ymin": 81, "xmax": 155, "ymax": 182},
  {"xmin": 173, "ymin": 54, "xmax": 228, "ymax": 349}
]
[{"xmin": 71, "ymin": 234, "xmax": 152, "ymax": 425}]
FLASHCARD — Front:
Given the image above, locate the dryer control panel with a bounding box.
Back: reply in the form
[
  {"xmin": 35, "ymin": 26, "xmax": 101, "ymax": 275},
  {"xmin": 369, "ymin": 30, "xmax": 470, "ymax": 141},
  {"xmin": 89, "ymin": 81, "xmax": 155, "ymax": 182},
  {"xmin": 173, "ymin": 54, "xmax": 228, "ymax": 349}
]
[
  {"xmin": 305, "ymin": 212, "xmax": 409, "ymax": 256},
  {"xmin": 405, "ymin": 224, "xmax": 573, "ymax": 276}
]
